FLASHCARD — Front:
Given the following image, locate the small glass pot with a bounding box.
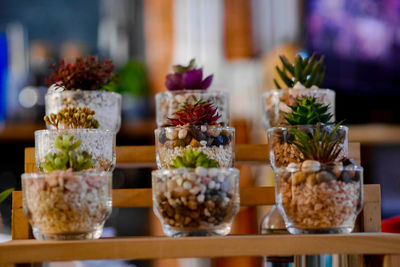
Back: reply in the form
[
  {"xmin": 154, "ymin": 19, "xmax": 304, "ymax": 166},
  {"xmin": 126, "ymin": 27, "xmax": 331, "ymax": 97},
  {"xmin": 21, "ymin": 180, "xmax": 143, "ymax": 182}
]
[
  {"xmin": 261, "ymin": 88, "xmax": 335, "ymax": 130},
  {"xmin": 267, "ymin": 124, "xmax": 348, "ymax": 169},
  {"xmin": 22, "ymin": 170, "xmax": 112, "ymax": 240},
  {"xmin": 152, "ymin": 167, "xmax": 240, "ymax": 236},
  {"xmin": 155, "ymin": 90, "xmax": 229, "ymax": 127},
  {"xmin": 155, "ymin": 125, "xmax": 235, "ymax": 169},
  {"xmin": 275, "ymin": 162, "xmax": 363, "ymax": 234},
  {"xmin": 45, "ymin": 90, "xmax": 122, "ymax": 132},
  {"xmin": 35, "ymin": 129, "xmax": 116, "ymax": 172}
]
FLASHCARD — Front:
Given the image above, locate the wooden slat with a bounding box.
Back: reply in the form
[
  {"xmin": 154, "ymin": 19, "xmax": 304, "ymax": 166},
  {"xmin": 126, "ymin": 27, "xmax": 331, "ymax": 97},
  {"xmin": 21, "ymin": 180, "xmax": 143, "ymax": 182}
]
[
  {"xmin": 1, "ymin": 234, "xmax": 400, "ymax": 263},
  {"xmin": 24, "ymin": 143, "xmax": 362, "ymax": 171}
]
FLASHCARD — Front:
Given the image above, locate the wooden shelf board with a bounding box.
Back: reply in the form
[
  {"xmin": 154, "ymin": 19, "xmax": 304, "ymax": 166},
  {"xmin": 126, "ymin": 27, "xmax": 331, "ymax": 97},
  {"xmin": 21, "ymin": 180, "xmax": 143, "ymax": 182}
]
[{"xmin": 1, "ymin": 233, "xmax": 399, "ymax": 263}]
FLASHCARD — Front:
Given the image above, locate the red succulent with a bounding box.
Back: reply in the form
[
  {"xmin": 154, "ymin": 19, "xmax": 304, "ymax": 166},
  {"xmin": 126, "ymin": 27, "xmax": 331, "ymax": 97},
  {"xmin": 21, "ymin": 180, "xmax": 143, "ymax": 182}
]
[
  {"xmin": 45, "ymin": 56, "xmax": 115, "ymax": 91},
  {"xmin": 169, "ymin": 99, "xmax": 220, "ymax": 126}
]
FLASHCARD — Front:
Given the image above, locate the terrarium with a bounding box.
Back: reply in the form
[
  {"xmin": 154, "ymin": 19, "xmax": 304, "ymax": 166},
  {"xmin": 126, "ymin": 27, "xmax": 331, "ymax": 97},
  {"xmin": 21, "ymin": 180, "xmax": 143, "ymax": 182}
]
[
  {"xmin": 44, "ymin": 57, "xmax": 122, "ymax": 132},
  {"xmin": 22, "ymin": 170, "xmax": 112, "ymax": 240},
  {"xmin": 152, "ymin": 151, "xmax": 240, "ymax": 236},
  {"xmin": 261, "ymin": 53, "xmax": 335, "ymax": 130},
  {"xmin": 156, "ymin": 59, "xmax": 229, "ymax": 127},
  {"xmin": 155, "ymin": 99, "xmax": 235, "ymax": 169}
]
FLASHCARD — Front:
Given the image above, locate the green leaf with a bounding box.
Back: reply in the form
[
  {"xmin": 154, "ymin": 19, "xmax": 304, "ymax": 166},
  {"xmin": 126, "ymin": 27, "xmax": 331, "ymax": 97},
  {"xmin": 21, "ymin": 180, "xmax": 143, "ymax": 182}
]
[
  {"xmin": 0, "ymin": 188, "xmax": 14, "ymax": 204},
  {"xmin": 279, "ymin": 56, "xmax": 294, "ymax": 76},
  {"xmin": 275, "ymin": 66, "xmax": 293, "ymax": 87}
]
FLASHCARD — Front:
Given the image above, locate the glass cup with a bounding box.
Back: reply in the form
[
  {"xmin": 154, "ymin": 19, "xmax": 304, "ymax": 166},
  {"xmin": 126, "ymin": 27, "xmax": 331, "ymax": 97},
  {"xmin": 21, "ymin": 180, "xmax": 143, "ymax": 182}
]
[
  {"xmin": 35, "ymin": 129, "xmax": 116, "ymax": 172},
  {"xmin": 275, "ymin": 162, "xmax": 363, "ymax": 234},
  {"xmin": 152, "ymin": 167, "xmax": 240, "ymax": 236},
  {"xmin": 155, "ymin": 90, "xmax": 229, "ymax": 127},
  {"xmin": 261, "ymin": 88, "xmax": 335, "ymax": 130},
  {"xmin": 45, "ymin": 90, "xmax": 122, "ymax": 132},
  {"xmin": 22, "ymin": 170, "xmax": 112, "ymax": 240},
  {"xmin": 155, "ymin": 125, "xmax": 235, "ymax": 169}
]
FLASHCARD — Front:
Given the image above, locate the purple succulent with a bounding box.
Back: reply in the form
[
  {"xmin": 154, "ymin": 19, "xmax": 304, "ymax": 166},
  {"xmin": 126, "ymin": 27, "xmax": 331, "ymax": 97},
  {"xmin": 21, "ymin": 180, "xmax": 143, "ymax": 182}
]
[{"xmin": 165, "ymin": 59, "xmax": 213, "ymax": 91}]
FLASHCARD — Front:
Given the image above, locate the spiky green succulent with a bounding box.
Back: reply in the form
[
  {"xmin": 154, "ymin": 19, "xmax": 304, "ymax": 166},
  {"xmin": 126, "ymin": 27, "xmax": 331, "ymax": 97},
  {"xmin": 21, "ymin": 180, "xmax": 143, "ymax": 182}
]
[
  {"xmin": 285, "ymin": 97, "xmax": 332, "ymax": 125},
  {"xmin": 289, "ymin": 122, "xmax": 345, "ymax": 163},
  {"xmin": 170, "ymin": 149, "xmax": 219, "ymax": 169},
  {"xmin": 40, "ymin": 134, "xmax": 94, "ymax": 172},
  {"xmin": 0, "ymin": 188, "xmax": 14, "ymax": 204},
  {"xmin": 274, "ymin": 52, "xmax": 326, "ymax": 89}
]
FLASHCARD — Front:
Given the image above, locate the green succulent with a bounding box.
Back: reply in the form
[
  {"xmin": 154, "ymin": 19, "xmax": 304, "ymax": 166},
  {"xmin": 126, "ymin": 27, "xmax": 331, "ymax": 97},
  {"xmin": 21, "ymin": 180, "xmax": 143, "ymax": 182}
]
[
  {"xmin": 289, "ymin": 122, "xmax": 345, "ymax": 163},
  {"xmin": 274, "ymin": 52, "xmax": 326, "ymax": 89},
  {"xmin": 0, "ymin": 188, "xmax": 14, "ymax": 204},
  {"xmin": 40, "ymin": 135, "xmax": 94, "ymax": 172},
  {"xmin": 285, "ymin": 96, "xmax": 332, "ymax": 125},
  {"xmin": 170, "ymin": 149, "xmax": 219, "ymax": 169}
]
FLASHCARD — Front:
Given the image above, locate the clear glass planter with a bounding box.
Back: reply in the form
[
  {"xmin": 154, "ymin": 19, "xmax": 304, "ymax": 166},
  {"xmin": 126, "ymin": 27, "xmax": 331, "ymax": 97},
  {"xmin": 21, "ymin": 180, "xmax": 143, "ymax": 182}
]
[
  {"xmin": 155, "ymin": 90, "xmax": 229, "ymax": 127},
  {"xmin": 22, "ymin": 170, "xmax": 112, "ymax": 240},
  {"xmin": 155, "ymin": 125, "xmax": 235, "ymax": 169},
  {"xmin": 275, "ymin": 163, "xmax": 363, "ymax": 234},
  {"xmin": 152, "ymin": 167, "xmax": 240, "ymax": 236},
  {"xmin": 267, "ymin": 124, "xmax": 348, "ymax": 169},
  {"xmin": 45, "ymin": 90, "xmax": 122, "ymax": 132},
  {"xmin": 261, "ymin": 88, "xmax": 335, "ymax": 130},
  {"xmin": 35, "ymin": 129, "xmax": 116, "ymax": 172}
]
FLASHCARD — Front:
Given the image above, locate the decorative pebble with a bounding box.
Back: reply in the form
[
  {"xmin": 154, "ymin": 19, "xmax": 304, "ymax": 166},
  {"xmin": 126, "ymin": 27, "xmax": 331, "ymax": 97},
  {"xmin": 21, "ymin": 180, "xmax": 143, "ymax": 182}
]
[
  {"xmin": 302, "ymin": 160, "xmax": 321, "ymax": 172},
  {"xmin": 204, "ymin": 208, "xmax": 211, "ymax": 217},
  {"xmin": 200, "ymin": 140, "xmax": 207, "ymax": 146},
  {"xmin": 208, "ymin": 128, "xmax": 221, "ymax": 137},
  {"xmin": 215, "ymin": 183, "xmax": 221, "ymax": 190},
  {"xmin": 176, "ymin": 178, "xmax": 183, "ymax": 187},
  {"xmin": 166, "ymin": 128, "xmax": 178, "ymax": 140},
  {"xmin": 201, "ymin": 125, "xmax": 207, "ymax": 132},
  {"xmin": 208, "ymin": 168, "xmax": 219, "ymax": 177},
  {"xmin": 190, "ymin": 138, "xmax": 201, "ymax": 147},
  {"xmin": 197, "ymin": 194, "xmax": 205, "ymax": 203},
  {"xmin": 316, "ymin": 171, "xmax": 334, "ymax": 183},
  {"xmin": 190, "ymin": 186, "xmax": 201, "ymax": 195},
  {"xmin": 183, "ymin": 181, "xmax": 192, "ymax": 190},
  {"xmin": 178, "ymin": 129, "xmax": 188, "ymax": 139},
  {"xmin": 292, "ymin": 172, "xmax": 307, "ymax": 185},
  {"xmin": 208, "ymin": 180, "xmax": 216, "ymax": 189},
  {"xmin": 217, "ymin": 174, "xmax": 225, "ymax": 183},
  {"xmin": 195, "ymin": 167, "xmax": 208, "ymax": 177}
]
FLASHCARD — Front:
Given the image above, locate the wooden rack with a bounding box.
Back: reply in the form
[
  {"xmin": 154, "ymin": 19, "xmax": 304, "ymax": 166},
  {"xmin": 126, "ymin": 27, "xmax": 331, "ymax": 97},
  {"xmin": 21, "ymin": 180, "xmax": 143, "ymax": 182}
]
[{"xmin": 1, "ymin": 143, "xmax": 399, "ymax": 266}]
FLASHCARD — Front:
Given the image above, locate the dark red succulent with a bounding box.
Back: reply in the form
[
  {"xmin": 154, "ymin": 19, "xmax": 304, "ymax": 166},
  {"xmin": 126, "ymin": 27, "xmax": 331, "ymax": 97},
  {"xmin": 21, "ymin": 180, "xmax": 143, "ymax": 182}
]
[
  {"xmin": 169, "ymin": 99, "xmax": 220, "ymax": 126},
  {"xmin": 165, "ymin": 59, "xmax": 213, "ymax": 91},
  {"xmin": 45, "ymin": 56, "xmax": 115, "ymax": 91}
]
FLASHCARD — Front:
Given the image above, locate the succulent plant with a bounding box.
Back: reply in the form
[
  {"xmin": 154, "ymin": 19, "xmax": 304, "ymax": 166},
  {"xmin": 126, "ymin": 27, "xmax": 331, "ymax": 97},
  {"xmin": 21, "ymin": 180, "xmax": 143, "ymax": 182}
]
[
  {"xmin": 289, "ymin": 122, "xmax": 345, "ymax": 164},
  {"xmin": 40, "ymin": 134, "xmax": 94, "ymax": 172},
  {"xmin": 44, "ymin": 106, "xmax": 99, "ymax": 129},
  {"xmin": 45, "ymin": 56, "xmax": 115, "ymax": 91},
  {"xmin": 168, "ymin": 99, "xmax": 220, "ymax": 126},
  {"xmin": 165, "ymin": 59, "xmax": 213, "ymax": 91},
  {"xmin": 285, "ymin": 96, "xmax": 332, "ymax": 125},
  {"xmin": 0, "ymin": 188, "xmax": 14, "ymax": 204},
  {"xmin": 170, "ymin": 149, "xmax": 219, "ymax": 169},
  {"xmin": 274, "ymin": 53, "xmax": 326, "ymax": 89}
]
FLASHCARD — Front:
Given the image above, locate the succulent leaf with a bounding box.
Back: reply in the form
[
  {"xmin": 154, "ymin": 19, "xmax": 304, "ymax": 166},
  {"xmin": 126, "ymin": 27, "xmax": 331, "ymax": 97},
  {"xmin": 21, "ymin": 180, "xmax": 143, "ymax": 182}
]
[
  {"xmin": 289, "ymin": 122, "xmax": 345, "ymax": 163},
  {"xmin": 168, "ymin": 99, "xmax": 220, "ymax": 126},
  {"xmin": 274, "ymin": 52, "xmax": 326, "ymax": 88},
  {"xmin": 285, "ymin": 96, "xmax": 332, "ymax": 125},
  {"xmin": 40, "ymin": 134, "xmax": 94, "ymax": 172},
  {"xmin": 44, "ymin": 106, "xmax": 99, "ymax": 129},
  {"xmin": 170, "ymin": 149, "xmax": 219, "ymax": 169},
  {"xmin": 0, "ymin": 188, "xmax": 14, "ymax": 204}
]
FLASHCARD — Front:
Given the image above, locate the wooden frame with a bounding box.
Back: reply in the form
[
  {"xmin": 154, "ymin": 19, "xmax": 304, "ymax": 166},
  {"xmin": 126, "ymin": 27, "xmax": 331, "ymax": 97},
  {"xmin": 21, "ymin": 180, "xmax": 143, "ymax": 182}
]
[{"xmin": 3, "ymin": 143, "xmax": 399, "ymax": 266}]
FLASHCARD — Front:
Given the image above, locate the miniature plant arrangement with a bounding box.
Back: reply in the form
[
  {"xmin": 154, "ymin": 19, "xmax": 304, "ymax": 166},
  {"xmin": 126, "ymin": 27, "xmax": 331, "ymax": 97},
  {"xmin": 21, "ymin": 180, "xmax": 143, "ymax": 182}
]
[
  {"xmin": 45, "ymin": 56, "xmax": 121, "ymax": 132},
  {"xmin": 156, "ymin": 58, "xmax": 229, "ymax": 127},
  {"xmin": 274, "ymin": 130, "xmax": 363, "ymax": 234},
  {"xmin": 155, "ymin": 99, "xmax": 235, "ymax": 169},
  {"xmin": 268, "ymin": 97, "xmax": 347, "ymax": 168},
  {"xmin": 23, "ymin": 134, "xmax": 112, "ymax": 240},
  {"xmin": 261, "ymin": 53, "xmax": 335, "ymax": 129},
  {"xmin": 152, "ymin": 150, "xmax": 240, "ymax": 236}
]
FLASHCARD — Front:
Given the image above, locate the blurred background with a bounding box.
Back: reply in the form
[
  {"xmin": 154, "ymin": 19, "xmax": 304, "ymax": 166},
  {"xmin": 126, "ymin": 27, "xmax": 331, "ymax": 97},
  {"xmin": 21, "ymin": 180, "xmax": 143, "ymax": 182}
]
[{"xmin": 0, "ymin": 0, "xmax": 399, "ymax": 266}]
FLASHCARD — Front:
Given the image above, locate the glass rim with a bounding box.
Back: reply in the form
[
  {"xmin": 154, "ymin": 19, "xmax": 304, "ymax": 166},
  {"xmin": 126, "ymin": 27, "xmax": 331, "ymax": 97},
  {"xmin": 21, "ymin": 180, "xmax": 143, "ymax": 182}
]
[
  {"xmin": 45, "ymin": 89, "xmax": 122, "ymax": 98},
  {"xmin": 152, "ymin": 167, "xmax": 240, "ymax": 176},
  {"xmin": 266, "ymin": 124, "xmax": 348, "ymax": 134},
  {"xmin": 21, "ymin": 170, "xmax": 112, "ymax": 179},
  {"xmin": 156, "ymin": 89, "xmax": 228, "ymax": 96},
  {"xmin": 34, "ymin": 128, "xmax": 116, "ymax": 136},
  {"xmin": 155, "ymin": 125, "xmax": 234, "ymax": 133},
  {"xmin": 275, "ymin": 163, "xmax": 363, "ymax": 173},
  {"xmin": 261, "ymin": 88, "xmax": 335, "ymax": 97}
]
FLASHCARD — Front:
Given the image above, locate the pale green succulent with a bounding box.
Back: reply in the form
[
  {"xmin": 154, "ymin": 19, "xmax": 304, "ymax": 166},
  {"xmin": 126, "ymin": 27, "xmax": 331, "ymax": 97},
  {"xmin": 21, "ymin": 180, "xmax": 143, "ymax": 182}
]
[{"xmin": 170, "ymin": 149, "xmax": 219, "ymax": 169}]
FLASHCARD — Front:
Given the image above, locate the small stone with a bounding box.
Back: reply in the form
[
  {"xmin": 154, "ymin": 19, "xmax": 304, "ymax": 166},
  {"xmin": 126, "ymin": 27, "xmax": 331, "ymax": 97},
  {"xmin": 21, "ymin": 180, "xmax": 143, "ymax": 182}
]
[
  {"xmin": 201, "ymin": 125, "xmax": 208, "ymax": 132},
  {"xmin": 208, "ymin": 180, "xmax": 216, "ymax": 189},
  {"xmin": 158, "ymin": 128, "xmax": 167, "ymax": 144},
  {"xmin": 190, "ymin": 138, "xmax": 201, "ymax": 147},
  {"xmin": 176, "ymin": 178, "xmax": 183, "ymax": 187},
  {"xmin": 178, "ymin": 129, "xmax": 188, "ymax": 139},
  {"xmin": 208, "ymin": 168, "xmax": 219, "ymax": 177},
  {"xmin": 217, "ymin": 174, "xmax": 225, "ymax": 183},
  {"xmin": 190, "ymin": 186, "xmax": 201, "ymax": 195},
  {"xmin": 183, "ymin": 181, "xmax": 192, "ymax": 190},
  {"xmin": 316, "ymin": 171, "xmax": 334, "ymax": 183},
  {"xmin": 287, "ymin": 162, "xmax": 299, "ymax": 171},
  {"xmin": 215, "ymin": 183, "xmax": 221, "ymax": 190},
  {"xmin": 195, "ymin": 167, "xmax": 208, "ymax": 177},
  {"xmin": 184, "ymin": 216, "xmax": 192, "ymax": 225},
  {"xmin": 292, "ymin": 171, "xmax": 307, "ymax": 185},
  {"xmin": 188, "ymin": 200, "xmax": 197, "ymax": 210},
  {"xmin": 331, "ymin": 162, "xmax": 343, "ymax": 178},
  {"xmin": 208, "ymin": 127, "xmax": 221, "ymax": 137},
  {"xmin": 200, "ymin": 140, "xmax": 207, "ymax": 146},
  {"xmin": 166, "ymin": 128, "xmax": 178, "ymax": 140},
  {"xmin": 306, "ymin": 173, "xmax": 318, "ymax": 186},
  {"xmin": 302, "ymin": 160, "xmax": 321, "ymax": 172},
  {"xmin": 172, "ymin": 140, "xmax": 185, "ymax": 147},
  {"xmin": 204, "ymin": 208, "xmax": 211, "ymax": 217},
  {"xmin": 212, "ymin": 135, "xmax": 224, "ymax": 146},
  {"xmin": 197, "ymin": 194, "xmax": 205, "ymax": 203}
]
